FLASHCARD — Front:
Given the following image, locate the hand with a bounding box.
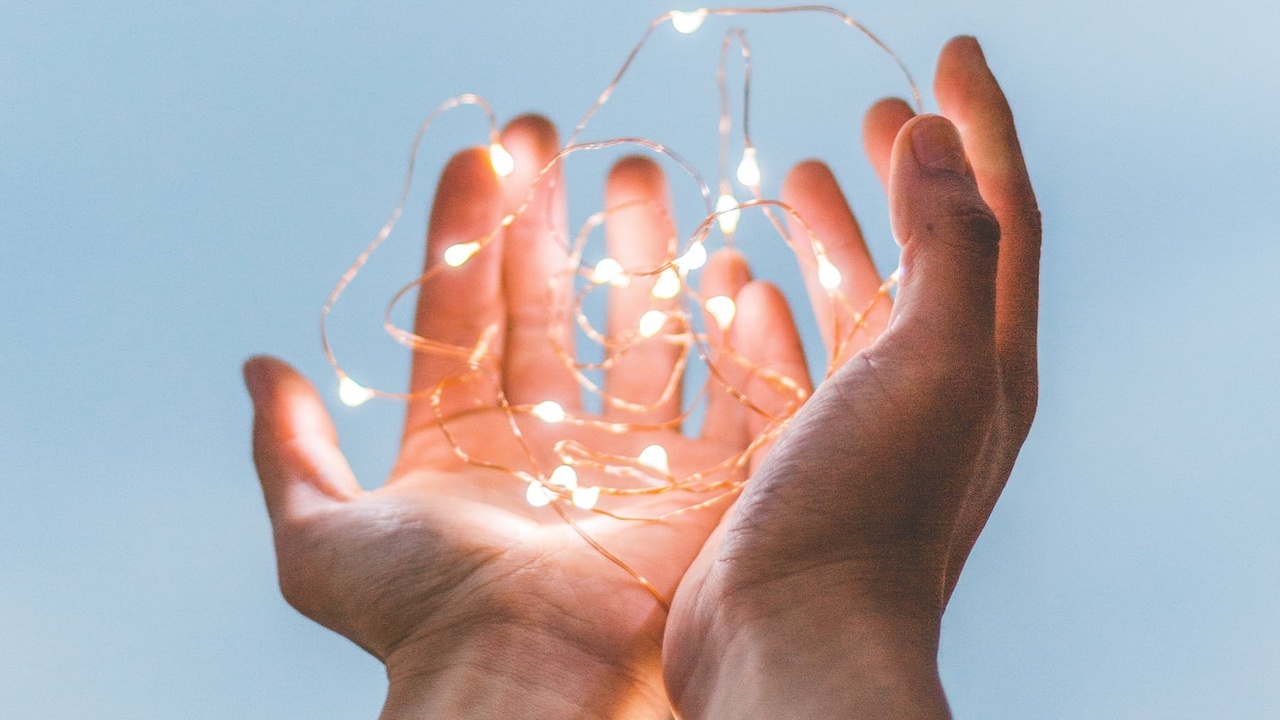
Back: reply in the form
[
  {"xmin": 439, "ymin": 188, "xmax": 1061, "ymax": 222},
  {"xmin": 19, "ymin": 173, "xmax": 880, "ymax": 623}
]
[
  {"xmin": 662, "ymin": 37, "xmax": 1041, "ymax": 719},
  {"xmin": 244, "ymin": 116, "xmax": 809, "ymax": 719}
]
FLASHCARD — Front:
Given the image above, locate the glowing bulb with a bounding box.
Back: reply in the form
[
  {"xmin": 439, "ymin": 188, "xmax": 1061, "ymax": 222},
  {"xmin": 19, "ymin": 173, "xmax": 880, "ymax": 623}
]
[
  {"xmin": 489, "ymin": 142, "xmax": 515, "ymax": 177},
  {"xmin": 532, "ymin": 400, "xmax": 566, "ymax": 423},
  {"xmin": 338, "ymin": 376, "xmax": 374, "ymax": 407},
  {"xmin": 670, "ymin": 9, "xmax": 707, "ymax": 34},
  {"xmin": 526, "ymin": 481, "xmax": 553, "ymax": 507},
  {"xmin": 705, "ymin": 294, "xmax": 736, "ymax": 329},
  {"xmin": 591, "ymin": 257, "xmax": 628, "ymax": 286},
  {"xmin": 817, "ymin": 255, "xmax": 842, "ymax": 290},
  {"xmin": 638, "ymin": 309, "xmax": 667, "ymax": 338},
  {"xmin": 443, "ymin": 241, "xmax": 481, "ymax": 267},
  {"xmin": 675, "ymin": 242, "xmax": 708, "ymax": 271},
  {"xmin": 652, "ymin": 268, "xmax": 682, "ymax": 299},
  {"xmin": 715, "ymin": 193, "xmax": 741, "ymax": 234},
  {"xmin": 736, "ymin": 147, "xmax": 761, "ymax": 187},
  {"xmin": 549, "ymin": 464, "xmax": 578, "ymax": 489},
  {"xmin": 638, "ymin": 444, "xmax": 670, "ymax": 474},
  {"xmin": 571, "ymin": 486, "xmax": 601, "ymax": 510},
  {"xmin": 889, "ymin": 267, "xmax": 903, "ymax": 283}
]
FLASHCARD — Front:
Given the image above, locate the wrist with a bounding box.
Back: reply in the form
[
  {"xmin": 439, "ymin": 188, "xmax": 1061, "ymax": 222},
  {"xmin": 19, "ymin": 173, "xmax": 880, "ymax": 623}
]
[
  {"xmin": 380, "ymin": 619, "xmax": 669, "ymax": 720},
  {"xmin": 668, "ymin": 586, "xmax": 948, "ymax": 720}
]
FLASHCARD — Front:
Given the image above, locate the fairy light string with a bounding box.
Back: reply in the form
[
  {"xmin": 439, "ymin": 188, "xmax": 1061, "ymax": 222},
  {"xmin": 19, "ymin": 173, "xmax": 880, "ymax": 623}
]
[{"xmin": 320, "ymin": 6, "xmax": 920, "ymax": 607}]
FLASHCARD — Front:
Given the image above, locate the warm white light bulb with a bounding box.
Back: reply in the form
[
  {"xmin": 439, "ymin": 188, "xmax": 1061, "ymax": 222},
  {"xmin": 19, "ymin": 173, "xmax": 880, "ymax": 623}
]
[
  {"xmin": 489, "ymin": 142, "xmax": 515, "ymax": 177},
  {"xmin": 549, "ymin": 464, "xmax": 578, "ymax": 489},
  {"xmin": 705, "ymin": 294, "xmax": 736, "ymax": 329},
  {"xmin": 338, "ymin": 376, "xmax": 374, "ymax": 407},
  {"xmin": 817, "ymin": 255, "xmax": 842, "ymax": 290},
  {"xmin": 715, "ymin": 193, "xmax": 741, "ymax": 234},
  {"xmin": 889, "ymin": 266, "xmax": 903, "ymax": 283},
  {"xmin": 532, "ymin": 400, "xmax": 566, "ymax": 423},
  {"xmin": 638, "ymin": 309, "xmax": 667, "ymax": 338},
  {"xmin": 591, "ymin": 256, "xmax": 627, "ymax": 286},
  {"xmin": 652, "ymin": 268, "xmax": 682, "ymax": 299},
  {"xmin": 526, "ymin": 481, "xmax": 553, "ymax": 507},
  {"xmin": 736, "ymin": 147, "xmax": 761, "ymax": 187},
  {"xmin": 638, "ymin": 444, "xmax": 670, "ymax": 474},
  {"xmin": 670, "ymin": 9, "xmax": 707, "ymax": 34},
  {"xmin": 675, "ymin": 242, "xmax": 708, "ymax": 271},
  {"xmin": 571, "ymin": 486, "xmax": 601, "ymax": 510},
  {"xmin": 443, "ymin": 241, "xmax": 481, "ymax": 268}
]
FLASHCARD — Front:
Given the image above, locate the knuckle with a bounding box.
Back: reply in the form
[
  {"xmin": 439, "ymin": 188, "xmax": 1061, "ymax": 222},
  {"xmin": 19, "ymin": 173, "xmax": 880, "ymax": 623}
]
[{"xmin": 946, "ymin": 199, "xmax": 1002, "ymax": 247}]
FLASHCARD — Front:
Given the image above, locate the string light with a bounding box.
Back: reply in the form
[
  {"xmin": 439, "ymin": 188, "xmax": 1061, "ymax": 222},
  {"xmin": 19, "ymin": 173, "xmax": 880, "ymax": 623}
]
[
  {"xmin": 488, "ymin": 142, "xmax": 515, "ymax": 177},
  {"xmin": 670, "ymin": 9, "xmax": 708, "ymax": 34},
  {"xmin": 715, "ymin": 193, "xmax": 741, "ymax": 234},
  {"xmin": 638, "ymin": 444, "xmax": 671, "ymax": 474},
  {"xmin": 638, "ymin": 309, "xmax": 668, "ymax": 338},
  {"xmin": 735, "ymin": 146, "xmax": 761, "ymax": 187},
  {"xmin": 817, "ymin": 255, "xmax": 843, "ymax": 290},
  {"xmin": 572, "ymin": 485, "xmax": 601, "ymax": 510},
  {"xmin": 651, "ymin": 267, "xmax": 683, "ymax": 299},
  {"xmin": 319, "ymin": 6, "xmax": 919, "ymax": 607},
  {"xmin": 532, "ymin": 400, "xmax": 567, "ymax": 423},
  {"xmin": 591, "ymin": 256, "xmax": 628, "ymax": 286},
  {"xmin": 674, "ymin": 241, "xmax": 708, "ymax": 271},
  {"xmin": 705, "ymin": 294, "xmax": 736, "ymax": 329},
  {"xmin": 526, "ymin": 481, "xmax": 554, "ymax": 507},
  {"xmin": 443, "ymin": 241, "xmax": 481, "ymax": 267},
  {"xmin": 549, "ymin": 464, "xmax": 579, "ymax": 489},
  {"xmin": 338, "ymin": 375, "xmax": 375, "ymax": 407}
]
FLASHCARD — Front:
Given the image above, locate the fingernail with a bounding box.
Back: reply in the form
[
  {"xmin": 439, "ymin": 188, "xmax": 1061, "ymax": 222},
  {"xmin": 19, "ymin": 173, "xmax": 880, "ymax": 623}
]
[{"xmin": 911, "ymin": 117, "xmax": 971, "ymax": 176}]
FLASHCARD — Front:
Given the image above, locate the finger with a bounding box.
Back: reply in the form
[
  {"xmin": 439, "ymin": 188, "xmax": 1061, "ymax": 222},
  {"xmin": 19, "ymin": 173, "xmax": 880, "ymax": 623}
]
[
  {"xmin": 604, "ymin": 155, "xmax": 681, "ymax": 424},
  {"xmin": 888, "ymin": 114, "xmax": 1001, "ymax": 353},
  {"xmin": 499, "ymin": 114, "xmax": 580, "ymax": 408},
  {"xmin": 934, "ymin": 36, "xmax": 1041, "ymax": 409},
  {"xmin": 244, "ymin": 356, "xmax": 360, "ymax": 525},
  {"xmin": 730, "ymin": 281, "xmax": 813, "ymax": 471},
  {"xmin": 863, "ymin": 97, "xmax": 916, "ymax": 192},
  {"xmin": 698, "ymin": 249, "xmax": 752, "ymax": 446},
  {"xmin": 781, "ymin": 160, "xmax": 890, "ymax": 365},
  {"xmin": 405, "ymin": 147, "xmax": 507, "ymax": 435}
]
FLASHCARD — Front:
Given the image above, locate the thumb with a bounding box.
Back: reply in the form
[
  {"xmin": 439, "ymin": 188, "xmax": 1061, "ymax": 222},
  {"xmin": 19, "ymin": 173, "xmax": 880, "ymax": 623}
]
[
  {"xmin": 888, "ymin": 114, "xmax": 1000, "ymax": 349},
  {"xmin": 243, "ymin": 356, "xmax": 361, "ymax": 525}
]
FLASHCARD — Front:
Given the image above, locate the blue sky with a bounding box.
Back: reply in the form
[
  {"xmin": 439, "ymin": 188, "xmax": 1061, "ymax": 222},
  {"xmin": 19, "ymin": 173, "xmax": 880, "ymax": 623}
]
[{"xmin": 2, "ymin": 1, "xmax": 1278, "ymax": 718}]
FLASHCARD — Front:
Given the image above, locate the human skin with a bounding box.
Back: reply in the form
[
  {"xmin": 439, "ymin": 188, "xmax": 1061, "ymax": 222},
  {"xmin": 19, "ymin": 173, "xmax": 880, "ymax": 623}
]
[
  {"xmin": 244, "ymin": 35, "xmax": 1037, "ymax": 720},
  {"xmin": 661, "ymin": 36, "xmax": 1040, "ymax": 719}
]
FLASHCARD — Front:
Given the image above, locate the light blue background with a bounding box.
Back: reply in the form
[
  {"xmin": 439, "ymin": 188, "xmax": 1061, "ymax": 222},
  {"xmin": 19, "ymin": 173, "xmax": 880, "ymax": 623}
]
[{"xmin": 3, "ymin": 1, "xmax": 1277, "ymax": 718}]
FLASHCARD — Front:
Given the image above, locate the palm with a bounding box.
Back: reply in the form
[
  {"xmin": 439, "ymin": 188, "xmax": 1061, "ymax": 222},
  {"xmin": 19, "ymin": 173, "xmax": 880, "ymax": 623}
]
[{"xmin": 247, "ymin": 113, "xmax": 811, "ymax": 712}]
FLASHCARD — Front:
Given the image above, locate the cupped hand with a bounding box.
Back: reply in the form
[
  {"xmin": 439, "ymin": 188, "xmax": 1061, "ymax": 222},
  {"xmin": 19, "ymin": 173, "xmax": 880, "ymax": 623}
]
[
  {"xmin": 663, "ymin": 37, "xmax": 1041, "ymax": 719},
  {"xmin": 245, "ymin": 115, "xmax": 814, "ymax": 719}
]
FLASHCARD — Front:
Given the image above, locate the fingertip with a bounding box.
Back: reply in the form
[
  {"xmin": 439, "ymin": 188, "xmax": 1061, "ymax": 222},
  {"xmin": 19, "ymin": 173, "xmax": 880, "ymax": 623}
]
[
  {"xmin": 730, "ymin": 280, "xmax": 813, "ymax": 428},
  {"xmin": 442, "ymin": 145, "xmax": 503, "ymax": 188},
  {"xmin": 499, "ymin": 114, "xmax": 561, "ymax": 197},
  {"xmin": 500, "ymin": 113, "xmax": 559, "ymax": 156},
  {"xmin": 733, "ymin": 281, "xmax": 800, "ymax": 353},
  {"xmin": 246, "ymin": 360, "xmax": 362, "ymax": 517},
  {"xmin": 942, "ymin": 35, "xmax": 985, "ymax": 62},
  {"xmin": 610, "ymin": 154, "xmax": 667, "ymax": 192},
  {"xmin": 243, "ymin": 355, "xmax": 275, "ymax": 401},
  {"xmin": 781, "ymin": 158, "xmax": 836, "ymax": 198},
  {"xmin": 901, "ymin": 114, "xmax": 974, "ymax": 179},
  {"xmin": 863, "ymin": 98, "xmax": 916, "ymax": 187},
  {"xmin": 935, "ymin": 35, "xmax": 1005, "ymax": 114},
  {"xmin": 779, "ymin": 159, "xmax": 845, "ymax": 263},
  {"xmin": 701, "ymin": 248, "xmax": 751, "ymax": 290}
]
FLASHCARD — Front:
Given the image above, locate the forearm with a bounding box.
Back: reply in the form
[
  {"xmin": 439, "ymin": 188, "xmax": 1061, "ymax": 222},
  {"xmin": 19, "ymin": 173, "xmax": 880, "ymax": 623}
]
[{"xmin": 380, "ymin": 621, "xmax": 670, "ymax": 720}]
